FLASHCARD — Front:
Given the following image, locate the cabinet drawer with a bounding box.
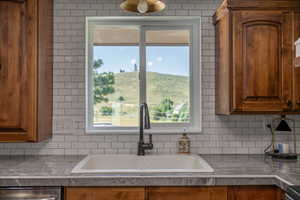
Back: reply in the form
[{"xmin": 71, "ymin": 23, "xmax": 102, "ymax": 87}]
[
  {"xmin": 148, "ymin": 187, "xmax": 228, "ymax": 200},
  {"xmin": 65, "ymin": 187, "xmax": 145, "ymax": 200}
]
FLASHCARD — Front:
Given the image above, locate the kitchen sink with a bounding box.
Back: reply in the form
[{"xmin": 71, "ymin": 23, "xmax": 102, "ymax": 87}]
[{"xmin": 71, "ymin": 154, "xmax": 214, "ymax": 174}]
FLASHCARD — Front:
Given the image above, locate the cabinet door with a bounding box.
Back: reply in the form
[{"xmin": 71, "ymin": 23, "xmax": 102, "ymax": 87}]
[
  {"xmin": 232, "ymin": 11, "xmax": 293, "ymax": 113},
  {"xmin": 0, "ymin": 1, "xmax": 33, "ymax": 141},
  {"xmin": 228, "ymin": 186, "xmax": 283, "ymax": 200},
  {"xmin": 148, "ymin": 187, "xmax": 227, "ymax": 200},
  {"xmin": 294, "ymin": 11, "xmax": 300, "ymax": 111},
  {"xmin": 65, "ymin": 187, "xmax": 145, "ymax": 200}
]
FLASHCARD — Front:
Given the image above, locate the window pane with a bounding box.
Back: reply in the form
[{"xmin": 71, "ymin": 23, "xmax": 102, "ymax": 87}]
[
  {"xmin": 93, "ymin": 46, "xmax": 140, "ymax": 127},
  {"xmin": 146, "ymin": 31, "xmax": 190, "ymax": 123},
  {"xmin": 92, "ymin": 27, "xmax": 140, "ymax": 127}
]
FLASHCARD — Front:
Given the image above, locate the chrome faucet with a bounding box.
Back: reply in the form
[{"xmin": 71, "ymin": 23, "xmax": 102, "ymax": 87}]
[{"xmin": 137, "ymin": 103, "xmax": 153, "ymax": 156}]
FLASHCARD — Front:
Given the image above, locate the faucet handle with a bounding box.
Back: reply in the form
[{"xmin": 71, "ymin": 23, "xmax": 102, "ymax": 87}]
[{"xmin": 149, "ymin": 134, "xmax": 152, "ymax": 144}]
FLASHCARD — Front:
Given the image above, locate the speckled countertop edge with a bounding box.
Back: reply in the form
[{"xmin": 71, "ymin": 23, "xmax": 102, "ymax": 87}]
[{"xmin": 0, "ymin": 155, "xmax": 299, "ymax": 190}]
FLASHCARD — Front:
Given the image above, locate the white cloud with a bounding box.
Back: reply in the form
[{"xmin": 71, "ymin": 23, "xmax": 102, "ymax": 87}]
[
  {"xmin": 156, "ymin": 57, "xmax": 163, "ymax": 62},
  {"xmin": 148, "ymin": 61, "xmax": 153, "ymax": 66},
  {"xmin": 131, "ymin": 59, "xmax": 137, "ymax": 64}
]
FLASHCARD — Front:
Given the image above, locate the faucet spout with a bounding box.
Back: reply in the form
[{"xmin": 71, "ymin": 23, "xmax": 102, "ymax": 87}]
[
  {"xmin": 138, "ymin": 103, "xmax": 153, "ymax": 156},
  {"xmin": 143, "ymin": 103, "xmax": 151, "ymax": 129}
]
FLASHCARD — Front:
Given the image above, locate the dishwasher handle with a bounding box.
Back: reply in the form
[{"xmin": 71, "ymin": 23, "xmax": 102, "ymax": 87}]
[
  {"xmin": 0, "ymin": 187, "xmax": 61, "ymax": 200},
  {"xmin": 2, "ymin": 197, "xmax": 57, "ymax": 200}
]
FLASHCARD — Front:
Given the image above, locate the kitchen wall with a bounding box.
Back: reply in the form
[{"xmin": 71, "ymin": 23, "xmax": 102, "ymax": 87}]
[{"xmin": 1, "ymin": 0, "xmax": 299, "ymax": 155}]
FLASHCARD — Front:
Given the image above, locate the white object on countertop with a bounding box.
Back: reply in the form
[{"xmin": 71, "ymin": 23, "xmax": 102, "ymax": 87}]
[
  {"xmin": 276, "ymin": 143, "xmax": 290, "ymax": 154},
  {"xmin": 71, "ymin": 154, "xmax": 214, "ymax": 174},
  {"xmin": 282, "ymin": 144, "xmax": 290, "ymax": 153}
]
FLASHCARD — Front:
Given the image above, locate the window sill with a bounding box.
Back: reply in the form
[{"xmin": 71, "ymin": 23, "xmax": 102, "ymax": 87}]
[{"xmin": 85, "ymin": 128, "xmax": 202, "ymax": 135}]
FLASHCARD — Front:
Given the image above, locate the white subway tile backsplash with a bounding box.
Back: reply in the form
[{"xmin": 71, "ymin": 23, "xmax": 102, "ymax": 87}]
[{"xmin": 0, "ymin": 0, "xmax": 299, "ymax": 155}]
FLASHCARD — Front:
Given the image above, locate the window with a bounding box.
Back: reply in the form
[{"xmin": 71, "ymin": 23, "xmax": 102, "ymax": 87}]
[{"xmin": 86, "ymin": 17, "xmax": 201, "ymax": 134}]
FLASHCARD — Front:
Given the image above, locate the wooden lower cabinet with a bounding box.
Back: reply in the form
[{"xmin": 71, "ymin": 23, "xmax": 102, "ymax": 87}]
[
  {"xmin": 148, "ymin": 187, "xmax": 227, "ymax": 200},
  {"xmin": 65, "ymin": 187, "xmax": 145, "ymax": 200},
  {"xmin": 228, "ymin": 186, "xmax": 284, "ymax": 200},
  {"xmin": 65, "ymin": 186, "xmax": 284, "ymax": 200}
]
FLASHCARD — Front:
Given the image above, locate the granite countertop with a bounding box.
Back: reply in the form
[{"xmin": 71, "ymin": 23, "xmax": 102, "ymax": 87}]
[{"xmin": 0, "ymin": 155, "xmax": 299, "ymax": 190}]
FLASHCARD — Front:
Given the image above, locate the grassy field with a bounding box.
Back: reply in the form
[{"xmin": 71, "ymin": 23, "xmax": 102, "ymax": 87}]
[{"xmin": 94, "ymin": 71, "xmax": 189, "ymax": 126}]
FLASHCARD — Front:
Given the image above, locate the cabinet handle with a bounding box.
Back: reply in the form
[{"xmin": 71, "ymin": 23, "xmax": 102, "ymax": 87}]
[
  {"xmin": 282, "ymin": 100, "xmax": 293, "ymax": 111},
  {"xmin": 287, "ymin": 100, "xmax": 293, "ymax": 108},
  {"xmin": 297, "ymin": 101, "xmax": 300, "ymax": 106}
]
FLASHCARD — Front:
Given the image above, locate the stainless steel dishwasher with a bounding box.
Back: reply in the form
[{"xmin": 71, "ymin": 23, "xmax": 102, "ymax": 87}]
[{"xmin": 0, "ymin": 187, "xmax": 62, "ymax": 200}]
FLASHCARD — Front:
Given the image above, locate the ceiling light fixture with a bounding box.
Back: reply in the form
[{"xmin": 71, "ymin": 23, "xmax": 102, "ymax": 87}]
[
  {"xmin": 120, "ymin": 0, "xmax": 166, "ymax": 14},
  {"xmin": 137, "ymin": 0, "xmax": 149, "ymax": 13}
]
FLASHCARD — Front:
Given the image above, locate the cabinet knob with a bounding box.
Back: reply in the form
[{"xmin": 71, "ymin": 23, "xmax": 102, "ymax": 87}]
[{"xmin": 287, "ymin": 100, "xmax": 293, "ymax": 108}]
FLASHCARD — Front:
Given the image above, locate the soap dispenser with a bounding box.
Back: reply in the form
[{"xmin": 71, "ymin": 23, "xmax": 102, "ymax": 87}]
[{"xmin": 178, "ymin": 129, "xmax": 190, "ymax": 154}]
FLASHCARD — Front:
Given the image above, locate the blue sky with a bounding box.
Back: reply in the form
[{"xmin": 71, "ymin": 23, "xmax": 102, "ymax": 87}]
[{"xmin": 93, "ymin": 46, "xmax": 189, "ymax": 76}]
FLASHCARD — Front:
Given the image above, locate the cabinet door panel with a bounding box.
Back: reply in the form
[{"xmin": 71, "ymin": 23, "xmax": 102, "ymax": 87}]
[
  {"xmin": 294, "ymin": 12, "xmax": 300, "ymax": 111},
  {"xmin": 233, "ymin": 11, "xmax": 293, "ymax": 112},
  {"xmin": 0, "ymin": 0, "xmax": 52, "ymax": 142},
  {"xmin": 0, "ymin": 1, "xmax": 27, "ymax": 131},
  {"xmin": 243, "ymin": 23, "xmax": 280, "ymax": 99},
  {"xmin": 0, "ymin": 1, "xmax": 34, "ymax": 141},
  {"xmin": 148, "ymin": 187, "xmax": 227, "ymax": 200},
  {"xmin": 228, "ymin": 186, "xmax": 283, "ymax": 200},
  {"xmin": 65, "ymin": 187, "xmax": 145, "ymax": 200}
]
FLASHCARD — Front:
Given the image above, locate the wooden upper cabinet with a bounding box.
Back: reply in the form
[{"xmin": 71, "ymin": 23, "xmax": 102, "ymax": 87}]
[
  {"xmin": 0, "ymin": 0, "xmax": 53, "ymax": 142},
  {"xmin": 65, "ymin": 187, "xmax": 146, "ymax": 200},
  {"xmin": 148, "ymin": 187, "xmax": 228, "ymax": 200},
  {"xmin": 214, "ymin": 0, "xmax": 300, "ymax": 114},
  {"xmin": 293, "ymin": 12, "xmax": 300, "ymax": 111},
  {"xmin": 233, "ymin": 11, "xmax": 292, "ymax": 113},
  {"xmin": 0, "ymin": 1, "xmax": 27, "ymax": 133}
]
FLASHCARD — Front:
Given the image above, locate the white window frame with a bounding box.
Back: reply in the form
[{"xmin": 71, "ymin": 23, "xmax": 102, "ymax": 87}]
[{"xmin": 85, "ymin": 17, "xmax": 202, "ymax": 134}]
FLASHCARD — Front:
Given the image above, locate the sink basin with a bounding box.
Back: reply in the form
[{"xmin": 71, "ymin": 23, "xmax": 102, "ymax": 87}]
[{"xmin": 71, "ymin": 154, "xmax": 214, "ymax": 173}]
